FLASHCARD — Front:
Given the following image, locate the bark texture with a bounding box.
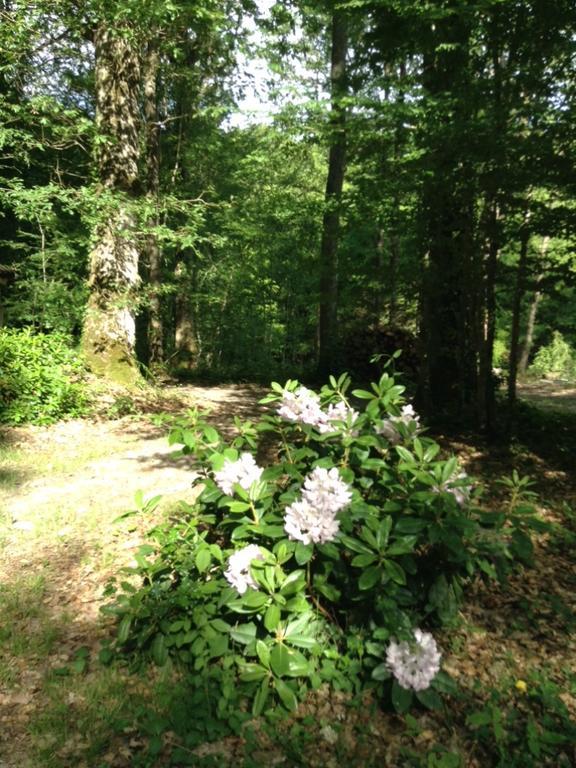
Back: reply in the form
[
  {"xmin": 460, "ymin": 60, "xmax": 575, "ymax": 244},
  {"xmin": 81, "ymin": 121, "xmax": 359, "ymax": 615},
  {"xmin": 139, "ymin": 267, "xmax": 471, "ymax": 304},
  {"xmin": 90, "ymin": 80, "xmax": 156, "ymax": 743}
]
[
  {"xmin": 518, "ymin": 237, "xmax": 548, "ymax": 375},
  {"xmin": 318, "ymin": 9, "xmax": 347, "ymax": 376},
  {"xmin": 142, "ymin": 43, "xmax": 164, "ymax": 367},
  {"xmin": 507, "ymin": 215, "xmax": 531, "ymax": 431},
  {"xmin": 419, "ymin": 11, "xmax": 476, "ymax": 420},
  {"xmin": 82, "ymin": 26, "xmax": 142, "ymax": 385}
]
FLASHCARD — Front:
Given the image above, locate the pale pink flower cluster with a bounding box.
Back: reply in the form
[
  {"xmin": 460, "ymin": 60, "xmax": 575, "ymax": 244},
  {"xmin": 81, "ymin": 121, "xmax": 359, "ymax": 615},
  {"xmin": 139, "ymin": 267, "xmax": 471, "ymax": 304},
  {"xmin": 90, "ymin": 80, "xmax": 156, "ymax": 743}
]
[
  {"xmin": 284, "ymin": 467, "xmax": 352, "ymax": 545},
  {"xmin": 224, "ymin": 544, "xmax": 264, "ymax": 594},
  {"xmin": 376, "ymin": 404, "xmax": 421, "ymax": 445},
  {"xmin": 277, "ymin": 387, "xmax": 358, "ymax": 433},
  {"xmin": 214, "ymin": 453, "xmax": 263, "ymax": 496},
  {"xmin": 386, "ymin": 629, "xmax": 441, "ymax": 691}
]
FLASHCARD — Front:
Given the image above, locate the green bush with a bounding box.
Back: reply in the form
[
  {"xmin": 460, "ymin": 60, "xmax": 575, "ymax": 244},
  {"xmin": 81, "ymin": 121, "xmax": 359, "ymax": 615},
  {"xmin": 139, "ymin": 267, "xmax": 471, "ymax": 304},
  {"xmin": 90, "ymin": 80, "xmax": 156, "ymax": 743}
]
[
  {"xmin": 104, "ymin": 372, "xmax": 542, "ymax": 724},
  {"xmin": 529, "ymin": 331, "xmax": 576, "ymax": 381},
  {"xmin": 0, "ymin": 327, "xmax": 88, "ymax": 424}
]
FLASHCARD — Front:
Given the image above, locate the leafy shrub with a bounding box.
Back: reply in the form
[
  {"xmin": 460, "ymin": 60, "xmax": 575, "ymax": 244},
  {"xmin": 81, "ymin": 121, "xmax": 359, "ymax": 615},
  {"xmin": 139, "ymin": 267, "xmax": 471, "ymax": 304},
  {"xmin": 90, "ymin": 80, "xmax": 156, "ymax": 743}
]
[
  {"xmin": 529, "ymin": 331, "xmax": 576, "ymax": 381},
  {"xmin": 0, "ymin": 327, "xmax": 88, "ymax": 424},
  {"xmin": 105, "ymin": 372, "xmax": 539, "ymax": 721}
]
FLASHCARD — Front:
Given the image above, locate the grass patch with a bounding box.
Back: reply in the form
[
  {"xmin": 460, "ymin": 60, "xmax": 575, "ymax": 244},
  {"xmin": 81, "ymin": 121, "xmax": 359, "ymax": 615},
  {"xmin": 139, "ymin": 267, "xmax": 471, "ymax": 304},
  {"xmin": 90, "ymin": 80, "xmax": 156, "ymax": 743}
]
[
  {"xmin": 0, "ymin": 571, "xmax": 68, "ymax": 694},
  {"xmin": 27, "ymin": 667, "xmax": 142, "ymax": 768}
]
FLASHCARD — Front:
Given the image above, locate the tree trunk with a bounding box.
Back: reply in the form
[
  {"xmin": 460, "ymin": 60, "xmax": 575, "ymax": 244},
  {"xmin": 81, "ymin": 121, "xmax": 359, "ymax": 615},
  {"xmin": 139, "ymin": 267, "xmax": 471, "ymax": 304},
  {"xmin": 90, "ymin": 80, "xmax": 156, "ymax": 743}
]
[
  {"xmin": 518, "ymin": 281, "xmax": 543, "ymax": 375},
  {"xmin": 81, "ymin": 26, "xmax": 142, "ymax": 385},
  {"xmin": 477, "ymin": 201, "xmax": 500, "ymax": 432},
  {"xmin": 318, "ymin": 8, "xmax": 347, "ymax": 376},
  {"xmin": 142, "ymin": 42, "xmax": 164, "ymax": 368},
  {"xmin": 518, "ymin": 236, "xmax": 548, "ymax": 375},
  {"xmin": 419, "ymin": 12, "xmax": 476, "ymax": 421},
  {"xmin": 174, "ymin": 259, "xmax": 199, "ymax": 368},
  {"xmin": 478, "ymin": 16, "xmax": 505, "ymax": 434},
  {"xmin": 507, "ymin": 214, "xmax": 531, "ymax": 430}
]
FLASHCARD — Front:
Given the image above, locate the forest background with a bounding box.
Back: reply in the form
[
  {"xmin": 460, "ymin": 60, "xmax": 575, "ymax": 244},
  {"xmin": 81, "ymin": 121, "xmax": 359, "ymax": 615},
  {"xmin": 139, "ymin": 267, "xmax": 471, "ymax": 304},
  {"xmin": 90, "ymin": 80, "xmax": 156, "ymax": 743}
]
[
  {"xmin": 1, "ymin": 3, "xmax": 576, "ymax": 766},
  {"xmin": 1, "ymin": 0, "xmax": 575, "ymax": 431}
]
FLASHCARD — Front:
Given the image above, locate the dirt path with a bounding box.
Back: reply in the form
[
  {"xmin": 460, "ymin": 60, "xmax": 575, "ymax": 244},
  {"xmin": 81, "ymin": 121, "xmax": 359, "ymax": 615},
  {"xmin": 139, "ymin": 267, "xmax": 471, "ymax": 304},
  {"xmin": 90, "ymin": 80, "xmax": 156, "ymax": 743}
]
[
  {"xmin": 0, "ymin": 384, "xmax": 264, "ymax": 768},
  {"xmin": 517, "ymin": 378, "xmax": 576, "ymax": 413}
]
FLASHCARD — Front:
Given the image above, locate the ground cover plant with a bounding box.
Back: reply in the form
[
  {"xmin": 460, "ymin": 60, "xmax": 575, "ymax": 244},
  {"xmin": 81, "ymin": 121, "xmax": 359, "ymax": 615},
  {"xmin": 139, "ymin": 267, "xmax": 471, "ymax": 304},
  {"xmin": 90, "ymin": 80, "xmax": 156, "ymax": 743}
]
[
  {"xmin": 0, "ymin": 328, "xmax": 88, "ymax": 425},
  {"xmin": 103, "ymin": 372, "xmax": 551, "ymax": 764},
  {"xmin": 0, "ymin": 380, "xmax": 575, "ymax": 767}
]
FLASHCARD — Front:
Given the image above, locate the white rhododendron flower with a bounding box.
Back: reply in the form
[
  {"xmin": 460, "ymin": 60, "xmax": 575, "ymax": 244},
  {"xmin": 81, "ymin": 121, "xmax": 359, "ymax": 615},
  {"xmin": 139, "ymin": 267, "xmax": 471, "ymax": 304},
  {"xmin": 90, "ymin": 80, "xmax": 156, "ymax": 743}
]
[
  {"xmin": 214, "ymin": 453, "xmax": 263, "ymax": 496},
  {"xmin": 284, "ymin": 498, "xmax": 341, "ymax": 545},
  {"xmin": 277, "ymin": 386, "xmax": 324, "ymax": 427},
  {"xmin": 317, "ymin": 401, "xmax": 360, "ymax": 434},
  {"xmin": 302, "ymin": 467, "xmax": 353, "ymax": 515},
  {"xmin": 278, "ymin": 387, "xmax": 358, "ymax": 434},
  {"xmin": 284, "ymin": 467, "xmax": 352, "ymax": 544},
  {"xmin": 386, "ymin": 629, "xmax": 441, "ymax": 691},
  {"xmin": 224, "ymin": 544, "xmax": 264, "ymax": 594},
  {"xmin": 377, "ymin": 404, "xmax": 421, "ymax": 445}
]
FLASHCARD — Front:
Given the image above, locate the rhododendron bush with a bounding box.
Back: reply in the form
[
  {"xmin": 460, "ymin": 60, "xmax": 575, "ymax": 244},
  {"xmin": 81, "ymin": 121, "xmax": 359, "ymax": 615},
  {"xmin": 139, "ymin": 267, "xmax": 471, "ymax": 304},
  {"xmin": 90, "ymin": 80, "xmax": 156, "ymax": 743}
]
[{"xmin": 105, "ymin": 372, "xmax": 536, "ymax": 717}]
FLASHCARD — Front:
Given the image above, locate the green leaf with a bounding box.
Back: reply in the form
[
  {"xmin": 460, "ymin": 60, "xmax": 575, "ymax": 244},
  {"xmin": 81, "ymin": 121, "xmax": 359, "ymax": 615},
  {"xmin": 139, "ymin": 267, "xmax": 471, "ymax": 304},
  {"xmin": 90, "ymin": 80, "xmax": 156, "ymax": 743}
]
[
  {"xmin": 117, "ymin": 615, "xmax": 132, "ymax": 645},
  {"xmin": 375, "ymin": 517, "xmax": 393, "ymax": 548},
  {"xmin": 195, "ymin": 548, "xmax": 212, "ymax": 573},
  {"xmin": 315, "ymin": 581, "xmax": 341, "ymax": 601},
  {"xmin": 274, "ymin": 678, "xmax": 298, "ymax": 712},
  {"xmin": 371, "ymin": 663, "xmax": 391, "ymax": 681},
  {"xmin": 210, "ymin": 618, "xmax": 231, "ymax": 633},
  {"xmin": 351, "ymin": 553, "xmax": 377, "ymax": 567},
  {"xmin": 242, "ymin": 591, "xmax": 269, "ymax": 610},
  {"xmin": 227, "ymin": 501, "xmax": 251, "ymax": 513},
  {"xmin": 230, "ymin": 622, "xmax": 257, "ymax": 645},
  {"xmin": 252, "ymin": 679, "xmax": 270, "ymax": 716},
  {"xmin": 394, "ymin": 518, "xmax": 426, "ymax": 535},
  {"xmin": 352, "ymin": 389, "xmax": 375, "ymax": 400},
  {"xmin": 270, "ymin": 644, "xmax": 310, "ymax": 677},
  {"xmin": 396, "ymin": 446, "xmax": 415, "ymax": 463},
  {"xmin": 386, "ymin": 536, "xmax": 417, "ymax": 556},
  {"xmin": 340, "ymin": 535, "xmax": 373, "ymax": 555},
  {"xmin": 256, "ymin": 640, "xmax": 271, "ymax": 668},
  {"xmin": 270, "ymin": 644, "xmax": 290, "ymax": 676},
  {"xmin": 295, "ymin": 542, "xmax": 313, "ymax": 564},
  {"xmin": 264, "ymin": 604, "xmax": 281, "ymax": 632},
  {"xmin": 415, "ymin": 687, "xmax": 443, "ymax": 710},
  {"xmin": 358, "ymin": 566, "xmax": 381, "ymax": 590},
  {"xmin": 239, "ymin": 663, "xmax": 268, "ymax": 682},
  {"xmin": 283, "ymin": 648, "xmax": 310, "ymax": 676},
  {"xmin": 209, "ymin": 634, "xmax": 228, "ymax": 657},
  {"xmin": 203, "ymin": 426, "xmax": 219, "ymax": 443},
  {"xmin": 151, "ymin": 634, "xmax": 168, "ymax": 666},
  {"xmin": 383, "ymin": 559, "xmax": 406, "ymax": 585},
  {"xmin": 285, "ymin": 634, "xmax": 318, "ymax": 650},
  {"xmin": 391, "ymin": 680, "xmax": 413, "ymax": 713},
  {"xmin": 433, "ymin": 671, "xmax": 459, "ymax": 695},
  {"xmin": 280, "ymin": 569, "xmax": 306, "ymax": 595}
]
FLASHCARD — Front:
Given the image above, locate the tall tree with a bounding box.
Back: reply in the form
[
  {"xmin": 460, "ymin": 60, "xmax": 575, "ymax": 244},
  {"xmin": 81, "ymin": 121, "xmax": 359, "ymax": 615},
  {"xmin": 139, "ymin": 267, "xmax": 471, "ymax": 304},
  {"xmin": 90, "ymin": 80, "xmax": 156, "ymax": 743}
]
[
  {"xmin": 318, "ymin": 6, "xmax": 347, "ymax": 375},
  {"xmin": 81, "ymin": 23, "xmax": 142, "ymax": 384}
]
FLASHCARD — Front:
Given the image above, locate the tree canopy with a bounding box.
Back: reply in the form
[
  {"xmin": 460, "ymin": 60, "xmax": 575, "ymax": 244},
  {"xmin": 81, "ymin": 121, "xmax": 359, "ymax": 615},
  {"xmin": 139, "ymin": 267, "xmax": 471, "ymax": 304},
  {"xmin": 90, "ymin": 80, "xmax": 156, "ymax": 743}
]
[{"xmin": 1, "ymin": 0, "xmax": 575, "ymax": 428}]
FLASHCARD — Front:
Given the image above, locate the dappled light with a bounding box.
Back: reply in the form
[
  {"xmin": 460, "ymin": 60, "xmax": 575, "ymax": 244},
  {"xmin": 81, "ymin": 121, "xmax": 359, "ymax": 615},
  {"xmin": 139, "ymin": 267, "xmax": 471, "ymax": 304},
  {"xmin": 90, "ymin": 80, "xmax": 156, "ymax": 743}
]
[{"xmin": 1, "ymin": 0, "xmax": 576, "ymax": 765}]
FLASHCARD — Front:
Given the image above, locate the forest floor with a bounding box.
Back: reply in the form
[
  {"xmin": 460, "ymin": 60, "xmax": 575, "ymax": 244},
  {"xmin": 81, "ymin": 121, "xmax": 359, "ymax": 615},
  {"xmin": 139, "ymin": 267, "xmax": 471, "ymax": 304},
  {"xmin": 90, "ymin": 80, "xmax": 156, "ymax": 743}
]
[{"xmin": 0, "ymin": 381, "xmax": 575, "ymax": 767}]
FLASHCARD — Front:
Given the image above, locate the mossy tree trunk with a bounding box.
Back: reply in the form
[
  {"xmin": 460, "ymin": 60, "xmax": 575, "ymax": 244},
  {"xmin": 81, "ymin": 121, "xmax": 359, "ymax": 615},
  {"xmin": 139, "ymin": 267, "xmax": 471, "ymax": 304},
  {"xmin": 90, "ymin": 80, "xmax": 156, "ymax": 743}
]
[{"xmin": 81, "ymin": 25, "xmax": 142, "ymax": 385}]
